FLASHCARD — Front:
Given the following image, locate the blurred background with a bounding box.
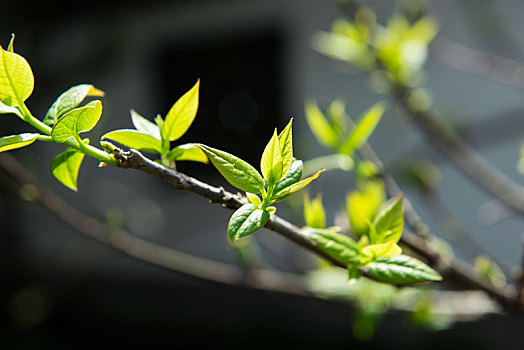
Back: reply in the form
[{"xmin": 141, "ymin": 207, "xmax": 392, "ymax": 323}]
[{"xmin": 1, "ymin": 0, "xmax": 524, "ymax": 348}]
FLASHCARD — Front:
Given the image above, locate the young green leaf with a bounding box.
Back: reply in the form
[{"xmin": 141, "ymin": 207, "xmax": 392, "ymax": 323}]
[
  {"xmin": 51, "ymin": 100, "xmax": 103, "ymax": 144},
  {"xmin": 338, "ymin": 102, "xmax": 386, "ymax": 155},
  {"xmin": 271, "ymin": 169, "xmax": 324, "ymax": 202},
  {"xmin": 304, "ymin": 193, "xmax": 326, "ymax": 229},
  {"xmin": 44, "ymin": 84, "xmax": 105, "ymax": 126},
  {"xmin": 0, "ymin": 44, "xmax": 34, "ymax": 107},
  {"xmin": 346, "ymin": 179, "xmax": 385, "ymax": 236},
  {"xmin": 228, "ymin": 203, "xmax": 270, "ymax": 242},
  {"xmin": 306, "ymin": 228, "xmax": 360, "ymax": 265},
  {"xmin": 305, "ymin": 100, "xmax": 338, "ymax": 149},
  {"xmin": 167, "ymin": 143, "xmax": 208, "ymax": 163},
  {"xmin": 0, "ymin": 133, "xmax": 39, "ymax": 152},
  {"xmin": 260, "ymin": 129, "xmax": 283, "ymax": 184},
  {"xmin": 162, "ymin": 80, "xmax": 200, "ymax": 142},
  {"xmin": 371, "ymin": 195, "xmax": 403, "ymax": 244},
  {"xmin": 246, "ymin": 192, "xmax": 261, "ymax": 207},
  {"xmin": 361, "ymin": 240, "xmax": 402, "ymax": 260},
  {"xmin": 50, "ymin": 147, "xmax": 86, "ymax": 191},
  {"xmin": 130, "ymin": 109, "xmax": 161, "ymax": 140},
  {"xmin": 197, "ymin": 144, "xmax": 265, "ymax": 194},
  {"xmin": 273, "ymin": 159, "xmax": 303, "ymax": 194},
  {"xmin": 365, "ymin": 254, "xmax": 442, "ymax": 284},
  {"xmin": 0, "ymin": 100, "xmax": 23, "ymax": 118},
  {"xmin": 101, "ymin": 129, "xmax": 163, "ymax": 153},
  {"xmin": 277, "ymin": 118, "xmax": 293, "ymax": 176}
]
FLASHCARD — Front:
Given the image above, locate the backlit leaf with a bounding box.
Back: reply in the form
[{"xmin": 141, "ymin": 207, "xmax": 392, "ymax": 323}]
[
  {"xmin": 102, "ymin": 129, "xmax": 162, "ymax": 153},
  {"xmin": 361, "ymin": 240, "xmax": 402, "ymax": 260},
  {"xmin": 50, "ymin": 147, "xmax": 86, "ymax": 191},
  {"xmin": 261, "ymin": 129, "xmax": 283, "ymax": 183},
  {"xmin": 51, "ymin": 100, "xmax": 103, "ymax": 144},
  {"xmin": 271, "ymin": 169, "xmax": 324, "ymax": 202},
  {"xmin": 278, "ymin": 118, "xmax": 293, "ymax": 176},
  {"xmin": 228, "ymin": 203, "xmax": 270, "ymax": 242},
  {"xmin": 339, "ymin": 102, "xmax": 385, "ymax": 155},
  {"xmin": 365, "ymin": 255, "xmax": 442, "ymax": 284},
  {"xmin": 162, "ymin": 80, "xmax": 199, "ymax": 141},
  {"xmin": 0, "ymin": 133, "xmax": 38, "ymax": 152},
  {"xmin": 371, "ymin": 195, "xmax": 403, "ymax": 244},
  {"xmin": 305, "ymin": 100, "xmax": 338, "ymax": 149},
  {"xmin": 44, "ymin": 84, "xmax": 105, "ymax": 126},
  {"xmin": 273, "ymin": 159, "xmax": 303, "ymax": 194},
  {"xmin": 0, "ymin": 44, "xmax": 34, "ymax": 106},
  {"xmin": 197, "ymin": 144, "xmax": 264, "ymax": 194},
  {"xmin": 167, "ymin": 143, "xmax": 208, "ymax": 163},
  {"xmin": 130, "ymin": 109, "xmax": 161, "ymax": 140},
  {"xmin": 304, "ymin": 193, "xmax": 326, "ymax": 229},
  {"xmin": 0, "ymin": 100, "xmax": 23, "ymax": 118}
]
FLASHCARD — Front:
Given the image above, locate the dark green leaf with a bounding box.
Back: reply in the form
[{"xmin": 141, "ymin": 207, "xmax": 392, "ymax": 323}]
[
  {"xmin": 197, "ymin": 144, "xmax": 264, "ymax": 194},
  {"xmin": 365, "ymin": 254, "xmax": 442, "ymax": 284},
  {"xmin": 50, "ymin": 147, "xmax": 86, "ymax": 191},
  {"xmin": 101, "ymin": 129, "xmax": 162, "ymax": 153},
  {"xmin": 0, "ymin": 133, "xmax": 38, "ymax": 152},
  {"xmin": 271, "ymin": 169, "xmax": 324, "ymax": 202},
  {"xmin": 228, "ymin": 203, "xmax": 270, "ymax": 242},
  {"xmin": 44, "ymin": 84, "xmax": 104, "ymax": 126}
]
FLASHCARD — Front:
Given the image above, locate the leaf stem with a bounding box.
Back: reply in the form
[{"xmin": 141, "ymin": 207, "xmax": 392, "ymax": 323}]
[
  {"xmin": 36, "ymin": 135, "xmax": 53, "ymax": 142},
  {"xmin": 19, "ymin": 103, "xmax": 52, "ymax": 135}
]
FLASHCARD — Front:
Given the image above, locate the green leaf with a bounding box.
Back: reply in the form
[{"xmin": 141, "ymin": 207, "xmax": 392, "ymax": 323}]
[
  {"xmin": 51, "ymin": 100, "xmax": 103, "ymax": 144},
  {"xmin": 0, "ymin": 133, "xmax": 38, "ymax": 152},
  {"xmin": 365, "ymin": 255, "xmax": 442, "ymax": 284},
  {"xmin": 339, "ymin": 102, "xmax": 386, "ymax": 155},
  {"xmin": 260, "ymin": 129, "xmax": 283, "ymax": 183},
  {"xmin": 273, "ymin": 159, "xmax": 303, "ymax": 194},
  {"xmin": 346, "ymin": 179, "xmax": 385, "ymax": 236},
  {"xmin": 0, "ymin": 43, "xmax": 34, "ymax": 107},
  {"xmin": 162, "ymin": 79, "xmax": 200, "ymax": 142},
  {"xmin": 197, "ymin": 144, "xmax": 265, "ymax": 194},
  {"xmin": 371, "ymin": 195, "xmax": 403, "ymax": 244},
  {"xmin": 167, "ymin": 143, "xmax": 208, "ymax": 163},
  {"xmin": 271, "ymin": 169, "xmax": 324, "ymax": 202},
  {"xmin": 44, "ymin": 84, "xmax": 105, "ymax": 126},
  {"xmin": 0, "ymin": 100, "xmax": 23, "ymax": 118},
  {"xmin": 50, "ymin": 147, "xmax": 86, "ymax": 191},
  {"xmin": 228, "ymin": 203, "xmax": 270, "ymax": 242},
  {"xmin": 7, "ymin": 34, "xmax": 14, "ymax": 53},
  {"xmin": 130, "ymin": 109, "xmax": 161, "ymax": 140},
  {"xmin": 306, "ymin": 228, "xmax": 360, "ymax": 265},
  {"xmin": 101, "ymin": 129, "xmax": 162, "ymax": 153},
  {"xmin": 361, "ymin": 240, "xmax": 402, "ymax": 260},
  {"xmin": 305, "ymin": 100, "xmax": 338, "ymax": 149},
  {"xmin": 303, "ymin": 193, "xmax": 326, "ymax": 229},
  {"xmin": 246, "ymin": 192, "xmax": 261, "ymax": 206},
  {"xmin": 278, "ymin": 119, "xmax": 293, "ymax": 176}
]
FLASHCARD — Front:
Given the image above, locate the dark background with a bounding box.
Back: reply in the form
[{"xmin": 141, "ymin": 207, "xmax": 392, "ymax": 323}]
[{"xmin": 2, "ymin": 0, "xmax": 524, "ymax": 347}]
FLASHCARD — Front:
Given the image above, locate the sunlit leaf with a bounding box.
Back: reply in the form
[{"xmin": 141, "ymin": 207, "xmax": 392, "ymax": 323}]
[
  {"xmin": 228, "ymin": 203, "xmax": 270, "ymax": 242},
  {"xmin": 339, "ymin": 102, "xmax": 386, "ymax": 155},
  {"xmin": 273, "ymin": 159, "xmax": 303, "ymax": 194},
  {"xmin": 277, "ymin": 118, "xmax": 294, "ymax": 176},
  {"xmin": 365, "ymin": 255, "xmax": 442, "ymax": 284},
  {"xmin": 167, "ymin": 143, "xmax": 208, "ymax": 163},
  {"xmin": 305, "ymin": 100, "xmax": 338, "ymax": 149},
  {"xmin": 162, "ymin": 80, "xmax": 200, "ymax": 141},
  {"xmin": 246, "ymin": 192, "xmax": 261, "ymax": 206},
  {"xmin": 261, "ymin": 129, "xmax": 283, "ymax": 184},
  {"xmin": 130, "ymin": 109, "xmax": 161, "ymax": 140},
  {"xmin": 50, "ymin": 147, "xmax": 86, "ymax": 191},
  {"xmin": 271, "ymin": 169, "xmax": 324, "ymax": 202},
  {"xmin": 346, "ymin": 180, "xmax": 385, "ymax": 236},
  {"xmin": 197, "ymin": 144, "xmax": 264, "ymax": 194},
  {"xmin": 306, "ymin": 227, "xmax": 360, "ymax": 265},
  {"xmin": 0, "ymin": 43, "xmax": 34, "ymax": 107},
  {"xmin": 361, "ymin": 240, "xmax": 402, "ymax": 260},
  {"xmin": 51, "ymin": 100, "xmax": 103, "ymax": 144},
  {"xmin": 0, "ymin": 100, "xmax": 23, "ymax": 118},
  {"xmin": 44, "ymin": 84, "xmax": 105, "ymax": 126},
  {"xmin": 371, "ymin": 195, "xmax": 403, "ymax": 244},
  {"xmin": 0, "ymin": 133, "xmax": 38, "ymax": 152},
  {"xmin": 304, "ymin": 193, "xmax": 326, "ymax": 229},
  {"xmin": 101, "ymin": 129, "xmax": 162, "ymax": 153}
]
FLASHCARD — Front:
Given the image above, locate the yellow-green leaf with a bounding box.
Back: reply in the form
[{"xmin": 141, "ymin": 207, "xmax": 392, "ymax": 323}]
[
  {"xmin": 0, "ymin": 133, "xmax": 38, "ymax": 152},
  {"xmin": 361, "ymin": 240, "xmax": 402, "ymax": 260},
  {"xmin": 102, "ymin": 129, "xmax": 162, "ymax": 153},
  {"xmin": 305, "ymin": 100, "xmax": 338, "ymax": 149},
  {"xmin": 278, "ymin": 118, "xmax": 294, "ymax": 176},
  {"xmin": 197, "ymin": 144, "xmax": 264, "ymax": 194},
  {"xmin": 346, "ymin": 179, "xmax": 385, "ymax": 236},
  {"xmin": 162, "ymin": 80, "xmax": 200, "ymax": 141},
  {"xmin": 51, "ymin": 100, "xmax": 103, "ymax": 144},
  {"xmin": 7, "ymin": 34, "xmax": 15, "ymax": 53},
  {"xmin": 260, "ymin": 129, "xmax": 283, "ymax": 183},
  {"xmin": 371, "ymin": 195, "xmax": 404, "ymax": 244},
  {"xmin": 130, "ymin": 109, "xmax": 161, "ymax": 140},
  {"xmin": 50, "ymin": 147, "xmax": 86, "ymax": 191},
  {"xmin": 339, "ymin": 102, "xmax": 386, "ymax": 155},
  {"xmin": 304, "ymin": 193, "xmax": 326, "ymax": 229},
  {"xmin": 0, "ymin": 44, "xmax": 34, "ymax": 107},
  {"xmin": 273, "ymin": 159, "xmax": 303, "ymax": 194},
  {"xmin": 167, "ymin": 143, "xmax": 208, "ymax": 163},
  {"xmin": 44, "ymin": 84, "xmax": 105, "ymax": 126},
  {"xmin": 271, "ymin": 169, "xmax": 324, "ymax": 202}
]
